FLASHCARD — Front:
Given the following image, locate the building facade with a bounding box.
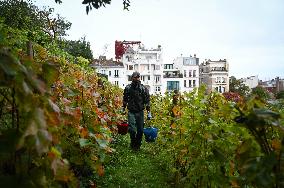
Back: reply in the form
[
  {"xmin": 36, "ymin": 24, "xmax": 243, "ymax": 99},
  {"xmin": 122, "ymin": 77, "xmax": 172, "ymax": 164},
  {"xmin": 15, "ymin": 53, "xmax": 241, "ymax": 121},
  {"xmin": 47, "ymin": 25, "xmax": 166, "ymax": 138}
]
[
  {"xmin": 164, "ymin": 55, "xmax": 200, "ymax": 93},
  {"xmin": 259, "ymin": 77, "xmax": 284, "ymax": 93},
  {"xmin": 200, "ymin": 59, "xmax": 229, "ymax": 93},
  {"xmin": 240, "ymin": 75, "xmax": 259, "ymax": 89},
  {"xmin": 122, "ymin": 45, "xmax": 164, "ymax": 94},
  {"xmin": 92, "ymin": 42, "xmax": 228, "ymax": 95},
  {"xmin": 90, "ymin": 56, "xmax": 126, "ymax": 88}
]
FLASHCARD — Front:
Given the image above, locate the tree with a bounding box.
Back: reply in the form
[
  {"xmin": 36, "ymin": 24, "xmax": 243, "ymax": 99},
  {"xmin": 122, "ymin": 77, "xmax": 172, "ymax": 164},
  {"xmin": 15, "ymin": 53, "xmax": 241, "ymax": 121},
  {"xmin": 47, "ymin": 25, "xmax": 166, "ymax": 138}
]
[
  {"xmin": 276, "ymin": 91, "xmax": 284, "ymax": 99},
  {"xmin": 60, "ymin": 36, "xmax": 94, "ymax": 60},
  {"xmin": 55, "ymin": 0, "xmax": 131, "ymax": 14},
  {"xmin": 251, "ymin": 86, "xmax": 270, "ymax": 100},
  {"xmin": 0, "ymin": 0, "xmax": 71, "ymax": 41},
  {"xmin": 0, "ymin": 0, "xmax": 41, "ymax": 31},
  {"xmin": 38, "ymin": 7, "xmax": 72, "ymax": 40},
  {"xmin": 229, "ymin": 76, "xmax": 250, "ymax": 97}
]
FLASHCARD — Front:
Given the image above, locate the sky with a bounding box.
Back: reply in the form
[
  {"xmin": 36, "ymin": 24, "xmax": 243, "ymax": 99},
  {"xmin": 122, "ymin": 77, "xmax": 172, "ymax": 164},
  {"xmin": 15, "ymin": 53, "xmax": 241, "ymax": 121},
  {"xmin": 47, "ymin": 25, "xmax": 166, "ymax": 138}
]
[{"xmin": 34, "ymin": 0, "xmax": 284, "ymax": 80}]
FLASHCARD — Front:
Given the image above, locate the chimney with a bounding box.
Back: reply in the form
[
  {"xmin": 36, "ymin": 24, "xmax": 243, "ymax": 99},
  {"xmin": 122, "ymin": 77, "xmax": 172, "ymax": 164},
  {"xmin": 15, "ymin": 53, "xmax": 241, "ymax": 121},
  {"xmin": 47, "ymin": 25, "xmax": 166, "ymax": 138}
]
[{"xmin": 99, "ymin": 56, "xmax": 106, "ymax": 60}]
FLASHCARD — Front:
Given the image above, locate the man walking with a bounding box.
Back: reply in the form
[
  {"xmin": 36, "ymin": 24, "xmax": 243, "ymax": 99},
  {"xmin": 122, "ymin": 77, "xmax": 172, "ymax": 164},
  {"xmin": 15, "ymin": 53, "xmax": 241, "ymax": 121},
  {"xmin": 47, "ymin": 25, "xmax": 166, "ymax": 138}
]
[{"xmin": 123, "ymin": 72, "xmax": 151, "ymax": 151}]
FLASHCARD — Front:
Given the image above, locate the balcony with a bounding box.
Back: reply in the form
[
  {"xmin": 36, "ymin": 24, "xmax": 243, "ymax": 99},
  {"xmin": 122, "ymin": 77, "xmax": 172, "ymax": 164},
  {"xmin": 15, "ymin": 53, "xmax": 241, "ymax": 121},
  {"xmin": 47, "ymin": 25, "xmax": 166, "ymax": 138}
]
[
  {"xmin": 211, "ymin": 67, "xmax": 227, "ymax": 72},
  {"xmin": 163, "ymin": 72, "xmax": 183, "ymax": 78}
]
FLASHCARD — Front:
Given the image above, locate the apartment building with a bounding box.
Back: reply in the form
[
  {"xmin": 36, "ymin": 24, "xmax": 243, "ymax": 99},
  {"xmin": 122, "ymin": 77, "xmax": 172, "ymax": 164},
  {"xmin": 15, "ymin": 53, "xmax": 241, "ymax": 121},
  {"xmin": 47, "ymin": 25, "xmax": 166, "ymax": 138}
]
[
  {"xmin": 259, "ymin": 77, "xmax": 284, "ymax": 93},
  {"xmin": 200, "ymin": 59, "xmax": 229, "ymax": 93},
  {"xmin": 122, "ymin": 44, "xmax": 163, "ymax": 94},
  {"xmin": 90, "ymin": 56, "xmax": 126, "ymax": 88},
  {"xmin": 91, "ymin": 41, "xmax": 226, "ymax": 95},
  {"xmin": 163, "ymin": 55, "xmax": 200, "ymax": 93},
  {"xmin": 240, "ymin": 75, "xmax": 259, "ymax": 89}
]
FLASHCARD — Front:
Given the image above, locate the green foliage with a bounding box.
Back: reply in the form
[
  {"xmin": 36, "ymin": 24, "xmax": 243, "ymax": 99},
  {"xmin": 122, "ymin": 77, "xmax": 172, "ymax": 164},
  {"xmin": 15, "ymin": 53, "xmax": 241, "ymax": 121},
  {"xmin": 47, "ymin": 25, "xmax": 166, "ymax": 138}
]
[
  {"xmin": 0, "ymin": 0, "xmax": 71, "ymax": 42},
  {"xmin": 55, "ymin": 0, "xmax": 131, "ymax": 14},
  {"xmin": 234, "ymin": 97, "xmax": 284, "ymax": 187},
  {"xmin": 0, "ymin": 13, "xmax": 121, "ymax": 186},
  {"xmin": 276, "ymin": 91, "xmax": 284, "ymax": 99},
  {"xmin": 0, "ymin": 0, "xmax": 41, "ymax": 31},
  {"xmin": 229, "ymin": 76, "xmax": 251, "ymax": 97},
  {"xmin": 0, "ymin": 18, "xmax": 29, "ymax": 50},
  {"xmin": 0, "ymin": 48, "xmax": 77, "ymax": 187},
  {"xmin": 251, "ymin": 86, "xmax": 271, "ymax": 101},
  {"xmin": 60, "ymin": 37, "xmax": 94, "ymax": 60},
  {"xmin": 38, "ymin": 7, "xmax": 72, "ymax": 40},
  {"xmin": 1, "ymin": 1, "xmax": 284, "ymax": 187},
  {"xmin": 147, "ymin": 86, "xmax": 284, "ymax": 187}
]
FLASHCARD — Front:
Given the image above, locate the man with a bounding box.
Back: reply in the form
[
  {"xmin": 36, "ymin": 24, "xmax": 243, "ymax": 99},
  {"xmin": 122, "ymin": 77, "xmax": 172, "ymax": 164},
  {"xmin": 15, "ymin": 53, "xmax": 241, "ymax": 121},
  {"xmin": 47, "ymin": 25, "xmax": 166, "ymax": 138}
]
[{"xmin": 123, "ymin": 71, "xmax": 151, "ymax": 151}]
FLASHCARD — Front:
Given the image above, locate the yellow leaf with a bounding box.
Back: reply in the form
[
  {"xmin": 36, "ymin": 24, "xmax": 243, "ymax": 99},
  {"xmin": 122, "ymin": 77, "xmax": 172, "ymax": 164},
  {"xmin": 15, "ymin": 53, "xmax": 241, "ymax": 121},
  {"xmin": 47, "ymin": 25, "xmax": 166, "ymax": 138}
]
[{"xmin": 272, "ymin": 139, "xmax": 281, "ymax": 151}]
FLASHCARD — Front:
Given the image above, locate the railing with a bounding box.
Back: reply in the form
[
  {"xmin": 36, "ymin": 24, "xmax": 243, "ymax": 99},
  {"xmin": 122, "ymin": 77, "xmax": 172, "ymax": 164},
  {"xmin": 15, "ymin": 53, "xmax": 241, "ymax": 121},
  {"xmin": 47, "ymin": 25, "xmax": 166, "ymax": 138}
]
[
  {"xmin": 211, "ymin": 68, "xmax": 227, "ymax": 72},
  {"xmin": 163, "ymin": 73, "xmax": 183, "ymax": 78}
]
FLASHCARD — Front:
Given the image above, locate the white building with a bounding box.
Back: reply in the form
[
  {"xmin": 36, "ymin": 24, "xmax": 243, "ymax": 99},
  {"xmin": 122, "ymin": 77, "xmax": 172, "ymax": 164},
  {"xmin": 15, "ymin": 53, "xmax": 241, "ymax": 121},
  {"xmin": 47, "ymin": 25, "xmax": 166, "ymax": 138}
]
[
  {"xmin": 91, "ymin": 42, "xmax": 216, "ymax": 95},
  {"xmin": 200, "ymin": 59, "xmax": 229, "ymax": 93},
  {"xmin": 174, "ymin": 55, "xmax": 200, "ymax": 93},
  {"xmin": 122, "ymin": 44, "xmax": 164, "ymax": 94},
  {"xmin": 90, "ymin": 56, "xmax": 126, "ymax": 88},
  {"xmin": 240, "ymin": 75, "xmax": 259, "ymax": 89},
  {"xmin": 162, "ymin": 55, "xmax": 200, "ymax": 93},
  {"xmin": 122, "ymin": 44, "xmax": 200, "ymax": 94}
]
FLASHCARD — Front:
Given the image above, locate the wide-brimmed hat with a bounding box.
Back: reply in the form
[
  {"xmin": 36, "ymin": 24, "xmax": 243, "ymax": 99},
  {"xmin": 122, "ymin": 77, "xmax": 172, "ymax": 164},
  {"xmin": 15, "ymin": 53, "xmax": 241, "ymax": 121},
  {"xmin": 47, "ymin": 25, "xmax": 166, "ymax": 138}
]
[{"xmin": 131, "ymin": 71, "xmax": 140, "ymax": 78}]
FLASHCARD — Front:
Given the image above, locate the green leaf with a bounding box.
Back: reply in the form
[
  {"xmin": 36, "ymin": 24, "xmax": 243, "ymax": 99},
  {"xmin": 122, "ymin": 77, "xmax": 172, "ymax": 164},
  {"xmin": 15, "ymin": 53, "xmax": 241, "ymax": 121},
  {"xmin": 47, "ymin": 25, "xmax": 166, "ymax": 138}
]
[
  {"xmin": 212, "ymin": 147, "xmax": 226, "ymax": 162},
  {"xmin": 79, "ymin": 138, "xmax": 93, "ymax": 147},
  {"xmin": 254, "ymin": 108, "xmax": 280, "ymax": 119},
  {"xmin": 42, "ymin": 63, "xmax": 59, "ymax": 87}
]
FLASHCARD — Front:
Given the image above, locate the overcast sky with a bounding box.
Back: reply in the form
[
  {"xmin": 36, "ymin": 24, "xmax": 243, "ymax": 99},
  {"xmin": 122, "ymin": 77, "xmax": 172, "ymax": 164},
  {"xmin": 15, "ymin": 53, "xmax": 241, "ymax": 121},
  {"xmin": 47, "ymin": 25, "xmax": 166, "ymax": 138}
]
[{"xmin": 34, "ymin": 0, "xmax": 284, "ymax": 80}]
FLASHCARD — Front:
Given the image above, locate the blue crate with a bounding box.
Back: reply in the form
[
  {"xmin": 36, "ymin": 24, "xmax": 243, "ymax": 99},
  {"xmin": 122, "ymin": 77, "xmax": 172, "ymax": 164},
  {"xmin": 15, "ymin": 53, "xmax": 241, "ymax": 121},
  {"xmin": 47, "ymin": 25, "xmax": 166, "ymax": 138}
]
[{"xmin": 143, "ymin": 127, "xmax": 158, "ymax": 142}]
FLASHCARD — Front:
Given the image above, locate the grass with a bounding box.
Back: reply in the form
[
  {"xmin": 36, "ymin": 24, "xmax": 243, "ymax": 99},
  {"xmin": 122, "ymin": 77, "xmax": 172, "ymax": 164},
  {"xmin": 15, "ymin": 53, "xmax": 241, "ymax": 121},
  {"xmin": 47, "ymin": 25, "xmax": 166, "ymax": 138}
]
[{"xmin": 95, "ymin": 134, "xmax": 175, "ymax": 188}]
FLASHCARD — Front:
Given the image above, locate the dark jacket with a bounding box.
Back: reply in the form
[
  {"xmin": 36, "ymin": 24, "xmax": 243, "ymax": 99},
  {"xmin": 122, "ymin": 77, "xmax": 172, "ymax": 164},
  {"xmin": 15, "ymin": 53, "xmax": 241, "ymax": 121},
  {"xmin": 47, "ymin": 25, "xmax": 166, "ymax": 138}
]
[{"xmin": 123, "ymin": 82, "xmax": 150, "ymax": 113}]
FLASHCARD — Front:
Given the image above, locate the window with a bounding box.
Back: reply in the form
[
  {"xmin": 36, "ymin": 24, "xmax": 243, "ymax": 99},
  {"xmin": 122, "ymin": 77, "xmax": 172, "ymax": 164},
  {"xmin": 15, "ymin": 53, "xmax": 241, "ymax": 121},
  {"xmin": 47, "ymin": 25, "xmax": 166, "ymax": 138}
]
[
  {"xmin": 193, "ymin": 70, "xmax": 196, "ymax": 77},
  {"xmin": 128, "ymin": 76, "xmax": 132, "ymax": 81},
  {"xmin": 114, "ymin": 70, "xmax": 119, "ymax": 77},
  {"xmin": 155, "ymin": 86, "xmax": 161, "ymax": 92},
  {"xmin": 146, "ymin": 55, "xmax": 152, "ymax": 60},
  {"xmin": 164, "ymin": 64, "xmax": 173, "ymax": 69},
  {"xmin": 141, "ymin": 76, "xmax": 145, "ymax": 81},
  {"xmin": 184, "ymin": 70, "xmax": 187, "ymax": 77},
  {"xmin": 183, "ymin": 57, "xmax": 196, "ymax": 65},
  {"xmin": 167, "ymin": 81, "xmax": 179, "ymax": 91},
  {"xmin": 216, "ymin": 77, "xmax": 221, "ymax": 83},
  {"xmin": 189, "ymin": 80, "xmax": 192, "ymax": 87},
  {"xmin": 129, "ymin": 65, "xmax": 133, "ymax": 70},
  {"xmin": 109, "ymin": 71, "xmax": 111, "ymax": 76},
  {"xmin": 189, "ymin": 70, "xmax": 192, "ymax": 77},
  {"xmin": 193, "ymin": 80, "xmax": 196, "ymax": 87},
  {"xmin": 148, "ymin": 76, "xmax": 150, "ymax": 80},
  {"xmin": 155, "ymin": 76, "xmax": 160, "ymax": 83},
  {"xmin": 184, "ymin": 80, "xmax": 187, "ymax": 87},
  {"xmin": 114, "ymin": 81, "xmax": 119, "ymax": 85}
]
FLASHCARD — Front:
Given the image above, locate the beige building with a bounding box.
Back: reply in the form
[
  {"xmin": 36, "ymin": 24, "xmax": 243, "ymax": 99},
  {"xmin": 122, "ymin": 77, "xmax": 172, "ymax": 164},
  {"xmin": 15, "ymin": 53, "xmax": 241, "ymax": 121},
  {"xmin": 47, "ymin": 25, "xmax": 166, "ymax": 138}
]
[{"xmin": 200, "ymin": 59, "xmax": 229, "ymax": 93}]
